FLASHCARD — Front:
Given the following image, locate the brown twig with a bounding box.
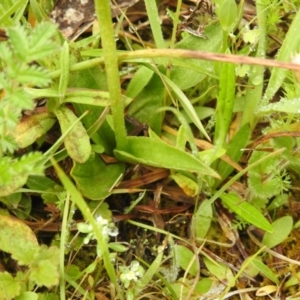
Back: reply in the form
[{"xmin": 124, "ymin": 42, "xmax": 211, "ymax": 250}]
[{"xmin": 119, "ymin": 49, "xmax": 300, "ymax": 71}]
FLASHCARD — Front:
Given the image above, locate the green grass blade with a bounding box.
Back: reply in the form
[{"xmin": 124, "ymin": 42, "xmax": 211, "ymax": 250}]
[
  {"xmin": 157, "ymin": 71, "xmax": 210, "ymax": 140},
  {"xmin": 134, "ymin": 245, "xmax": 164, "ymax": 296},
  {"xmin": 0, "ymin": 0, "xmax": 27, "ymax": 25},
  {"xmin": 144, "ymin": 0, "xmax": 165, "ymax": 49},
  {"xmin": 50, "ymin": 158, "xmax": 118, "ymax": 287}
]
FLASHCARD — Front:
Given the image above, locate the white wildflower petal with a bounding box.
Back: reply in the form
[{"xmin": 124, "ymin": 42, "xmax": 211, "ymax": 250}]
[{"xmin": 107, "ymin": 226, "xmax": 119, "ymax": 237}]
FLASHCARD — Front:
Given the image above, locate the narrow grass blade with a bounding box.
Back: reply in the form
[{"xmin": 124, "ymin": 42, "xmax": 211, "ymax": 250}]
[
  {"xmin": 214, "ymin": 62, "xmax": 235, "ymax": 148},
  {"xmin": 134, "ymin": 244, "xmax": 164, "ymax": 296},
  {"xmin": 144, "ymin": 0, "xmax": 165, "ymax": 49},
  {"xmin": 50, "ymin": 158, "xmax": 117, "ymax": 285}
]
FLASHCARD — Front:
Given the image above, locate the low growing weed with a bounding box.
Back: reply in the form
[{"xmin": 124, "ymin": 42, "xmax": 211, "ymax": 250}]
[{"xmin": 1, "ymin": 0, "xmax": 300, "ymax": 299}]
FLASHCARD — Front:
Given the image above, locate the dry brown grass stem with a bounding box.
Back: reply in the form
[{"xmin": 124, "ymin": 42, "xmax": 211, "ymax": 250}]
[{"xmin": 120, "ymin": 49, "xmax": 300, "ymax": 71}]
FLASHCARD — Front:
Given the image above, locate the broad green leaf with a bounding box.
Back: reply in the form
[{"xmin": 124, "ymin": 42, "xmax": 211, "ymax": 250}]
[
  {"xmin": 171, "ymin": 59, "xmax": 218, "ymax": 79},
  {"xmin": 203, "ymin": 257, "xmax": 234, "ymax": 285},
  {"xmin": 174, "ymin": 245, "xmax": 198, "ymax": 276},
  {"xmin": 126, "ymin": 66, "xmax": 154, "ymax": 98},
  {"xmin": 262, "ymin": 216, "xmax": 293, "ymax": 249},
  {"xmin": 192, "ymin": 199, "xmax": 212, "ymax": 239},
  {"xmin": 241, "ymin": 256, "xmax": 260, "ymax": 278},
  {"xmin": 216, "ymin": 0, "xmax": 238, "ymax": 31},
  {"xmin": 29, "ymin": 246, "xmax": 59, "ymax": 288},
  {"xmin": 114, "ymin": 136, "xmax": 220, "ymax": 178},
  {"xmin": 55, "ymin": 106, "xmax": 91, "ymax": 163},
  {"xmin": 263, "ymin": 8, "xmax": 300, "ymax": 103},
  {"xmin": 168, "ymin": 282, "xmax": 190, "ymax": 299},
  {"xmin": 29, "ymin": 259, "xmax": 59, "ymax": 288},
  {"xmin": 220, "ymin": 193, "xmax": 273, "ymax": 232},
  {"xmin": 258, "ymin": 97, "xmax": 300, "ymax": 115},
  {"xmin": 251, "ymin": 258, "xmax": 279, "ymax": 285},
  {"xmin": 13, "ymin": 112, "xmax": 56, "ymax": 148},
  {"xmin": 12, "ymin": 193, "xmax": 32, "ymax": 220},
  {"xmin": 71, "ymin": 152, "xmax": 124, "ymax": 200},
  {"xmin": 0, "ymin": 193, "xmax": 21, "ymax": 207},
  {"xmin": 0, "ymin": 215, "xmax": 39, "ymax": 265},
  {"xmin": 195, "ymin": 279, "xmax": 215, "ymax": 296},
  {"xmin": 0, "ymin": 272, "xmax": 21, "ymax": 300},
  {"xmin": 15, "ymin": 292, "xmax": 38, "ymax": 300},
  {"xmin": 26, "ymin": 176, "xmax": 56, "ymax": 191},
  {"xmin": 108, "ymin": 242, "xmax": 128, "ymax": 252},
  {"xmin": 171, "ymin": 278, "xmax": 214, "ymax": 299},
  {"xmin": 127, "ymin": 73, "xmax": 164, "ymax": 134},
  {"xmin": 171, "ymin": 22, "xmax": 222, "ymax": 90},
  {"xmin": 91, "ymin": 144, "xmax": 105, "ymax": 153}
]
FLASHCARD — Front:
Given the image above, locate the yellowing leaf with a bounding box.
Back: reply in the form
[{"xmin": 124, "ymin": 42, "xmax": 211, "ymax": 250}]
[
  {"xmin": 55, "ymin": 106, "xmax": 91, "ymax": 163},
  {"xmin": 256, "ymin": 285, "xmax": 278, "ymax": 297},
  {"xmin": 0, "ymin": 215, "xmax": 38, "ymax": 265},
  {"xmin": 170, "ymin": 173, "xmax": 199, "ymax": 197},
  {"xmin": 13, "ymin": 112, "xmax": 56, "ymax": 148}
]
